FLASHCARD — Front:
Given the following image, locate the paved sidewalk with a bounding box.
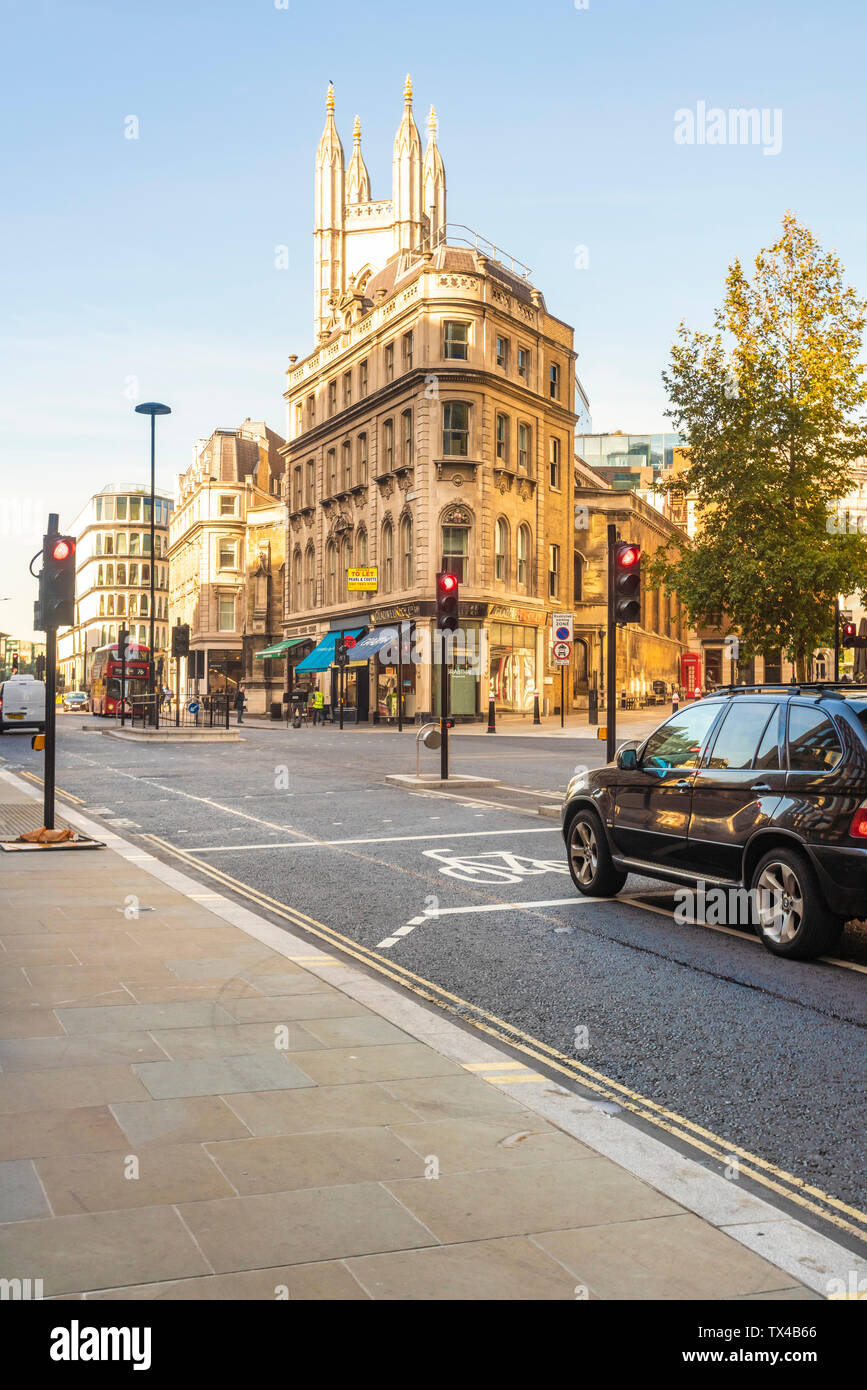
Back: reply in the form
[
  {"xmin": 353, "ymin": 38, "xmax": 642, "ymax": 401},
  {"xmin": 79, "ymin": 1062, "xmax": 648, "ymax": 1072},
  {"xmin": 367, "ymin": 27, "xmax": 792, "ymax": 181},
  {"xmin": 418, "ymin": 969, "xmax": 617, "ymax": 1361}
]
[
  {"xmin": 239, "ymin": 708, "xmax": 665, "ymax": 741},
  {"xmin": 0, "ymin": 774, "xmax": 822, "ymax": 1300}
]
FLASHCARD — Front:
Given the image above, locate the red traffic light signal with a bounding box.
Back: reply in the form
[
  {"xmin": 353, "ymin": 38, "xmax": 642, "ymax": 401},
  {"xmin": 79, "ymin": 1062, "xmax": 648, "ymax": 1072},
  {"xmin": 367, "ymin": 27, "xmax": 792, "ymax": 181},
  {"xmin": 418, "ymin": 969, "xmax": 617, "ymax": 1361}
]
[
  {"xmin": 436, "ymin": 572, "xmax": 460, "ymax": 631},
  {"xmin": 42, "ymin": 532, "xmax": 76, "ymax": 628},
  {"xmin": 613, "ymin": 541, "xmax": 642, "ymax": 625},
  {"xmin": 842, "ymin": 622, "xmax": 857, "ymax": 645}
]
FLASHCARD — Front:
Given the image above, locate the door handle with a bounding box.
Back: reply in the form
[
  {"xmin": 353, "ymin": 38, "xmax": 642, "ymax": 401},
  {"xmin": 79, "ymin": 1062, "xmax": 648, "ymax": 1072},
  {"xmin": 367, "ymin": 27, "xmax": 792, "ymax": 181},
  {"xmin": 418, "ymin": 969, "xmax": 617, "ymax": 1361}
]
[
  {"xmin": 675, "ymin": 779, "xmax": 691, "ymax": 791},
  {"xmin": 751, "ymin": 783, "xmax": 771, "ymax": 793}
]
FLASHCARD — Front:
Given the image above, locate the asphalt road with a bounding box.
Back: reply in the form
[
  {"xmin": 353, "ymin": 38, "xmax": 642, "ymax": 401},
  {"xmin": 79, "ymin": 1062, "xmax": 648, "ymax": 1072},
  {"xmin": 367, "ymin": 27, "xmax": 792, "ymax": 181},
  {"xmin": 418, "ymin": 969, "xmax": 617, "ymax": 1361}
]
[{"xmin": 3, "ymin": 715, "xmax": 866, "ymax": 1254}]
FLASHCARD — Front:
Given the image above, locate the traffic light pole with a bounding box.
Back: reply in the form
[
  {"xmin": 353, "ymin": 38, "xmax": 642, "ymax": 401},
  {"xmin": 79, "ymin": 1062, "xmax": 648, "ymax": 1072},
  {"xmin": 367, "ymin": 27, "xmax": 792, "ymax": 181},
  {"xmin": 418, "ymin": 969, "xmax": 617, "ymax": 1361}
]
[
  {"xmin": 43, "ymin": 623, "xmax": 57, "ymax": 831},
  {"xmin": 440, "ymin": 634, "xmax": 449, "ymax": 781},
  {"xmin": 834, "ymin": 598, "xmax": 840, "ymax": 681},
  {"xmin": 119, "ymin": 627, "xmax": 127, "ymax": 729},
  {"xmin": 606, "ymin": 523, "xmax": 617, "ymax": 762}
]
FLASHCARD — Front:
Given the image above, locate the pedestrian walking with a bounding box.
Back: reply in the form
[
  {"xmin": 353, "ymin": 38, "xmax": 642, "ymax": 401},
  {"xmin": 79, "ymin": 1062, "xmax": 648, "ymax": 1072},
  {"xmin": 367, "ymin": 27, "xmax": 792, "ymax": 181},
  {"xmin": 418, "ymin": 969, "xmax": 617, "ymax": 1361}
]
[
  {"xmin": 311, "ymin": 687, "xmax": 324, "ymax": 726},
  {"xmin": 234, "ymin": 683, "xmax": 246, "ymax": 725},
  {"xmin": 672, "ymin": 687, "xmax": 681, "ymax": 714}
]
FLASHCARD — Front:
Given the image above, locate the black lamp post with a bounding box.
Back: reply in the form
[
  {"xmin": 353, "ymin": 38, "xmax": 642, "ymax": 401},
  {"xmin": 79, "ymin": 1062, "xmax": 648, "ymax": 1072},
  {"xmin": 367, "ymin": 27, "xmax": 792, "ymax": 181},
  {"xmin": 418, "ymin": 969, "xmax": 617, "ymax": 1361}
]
[{"xmin": 134, "ymin": 402, "xmax": 171, "ymax": 724}]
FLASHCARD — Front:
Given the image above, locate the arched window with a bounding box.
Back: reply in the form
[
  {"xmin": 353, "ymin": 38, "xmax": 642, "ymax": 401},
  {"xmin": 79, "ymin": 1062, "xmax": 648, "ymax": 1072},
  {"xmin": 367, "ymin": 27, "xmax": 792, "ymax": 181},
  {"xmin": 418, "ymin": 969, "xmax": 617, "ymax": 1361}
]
[
  {"xmin": 326, "ymin": 541, "xmax": 337, "ymax": 604},
  {"xmin": 116, "ymin": 533, "xmax": 127, "ymax": 555},
  {"xmin": 401, "ymin": 515, "xmax": 413, "ymax": 589},
  {"xmin": 95, "ymin": 534, "xmax": 103, "ymax": 556},
  {"xmin": 107, "ymin": 595, "xmax": 115, "ymax": 616},
  {"xmin": 140, "ymin": 594, "xmax": 148, "ymax": 616},
  {"xmin": 293, "ymin": 547, "xmax": 302, "ymax": 611},
  {"xmin": 305, "ymin": 459, "xmax": 315, "ymax": 506},
  {"xmin": 117, "ymin": 595, "xmax": 125, "ymax": 616},
  {"xmin": 383, "ymin": 420, "xmax": 394, "ymax": 471},
  {"xmin": 97, "ymin": 564, "xmax": 104, "ymax": 586},
  {"xmin": 129, "ymin": 595, "xmax": 137, "ymax": 617},
  {"xmin": 495, "ymin": 518, "xmax": 509, "ymax": 582},
  {"xmin": 401, "ymin": 409, "xmax": 413, "ymax": 467},
  {"xmin": 517, "ymin": 524, "xmax": 531, "ymax": 587},
  {"xmin": 116, "ymin": 563, "xmax": 126, "ymax": 585},
  {"xmin": 327, "ymin": 449, "xmax": 337, "ymax": 495},
  {"xmin": 343, "ymin": 441, "xmax": 352, "ymax": 490},
  {"xmin": 99, "ymin": 595, "xmax": 105, "ymax": 616},
  {"xmin": 109, "ymin": 625, "xmax": 116, "ymax": 643},
  {"xmin": 340, "ymin": 536, "xmax": 352, "ymax": 601},
  {"xmin": 356, "ymin": 528, "xmax": 367, "ymax": 567},
  {"xmin": 106, "ymin": 564, "xmax": 114, "ymax": 585},
  {"xmin": 382, "ymin": 522, "xmax": 394, "ymax": 592},
  {"xmin": 358, "ymin": 433, "xmax": 368, "ymax": 483},
  {"xmin": 306, "ymin": 545, "xmax": 315, "ymax": 607},
  {"xmin": 293, "ymin": 466, "xmax": 302, "ymax": 509},
  {"xmin": 104, "ymin": 535, "xmax": 114, "ymax": 556},
  {"xmin": 138, "ymin": 625, "xmax": 146, "ymax": 644}
]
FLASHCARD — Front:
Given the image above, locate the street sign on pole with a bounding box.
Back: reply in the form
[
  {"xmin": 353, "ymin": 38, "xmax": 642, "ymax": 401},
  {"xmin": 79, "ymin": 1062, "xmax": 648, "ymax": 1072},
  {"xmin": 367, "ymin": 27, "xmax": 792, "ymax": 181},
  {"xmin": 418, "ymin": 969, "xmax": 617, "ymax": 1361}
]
[
  {"xmin": 552, "ymin": 640, "xmax": 571, "ymax": 664},
  {"xmin": 552, "ymin": 612, "xmax": 573, "ymax": 642}
]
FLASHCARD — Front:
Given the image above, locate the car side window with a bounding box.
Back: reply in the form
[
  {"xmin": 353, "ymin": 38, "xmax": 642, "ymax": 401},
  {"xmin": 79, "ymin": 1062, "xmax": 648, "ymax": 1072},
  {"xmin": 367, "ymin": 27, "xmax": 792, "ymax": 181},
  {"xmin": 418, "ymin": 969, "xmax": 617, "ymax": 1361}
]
[
  {"xmin": 703, "ymin": 703, "xmax": 776, "ymax": 770},
  {"xmin": 640, "ymin": 703, "xmax": 721, "ymax": 771},
  {"xmin": 787, "ymin": 706, "xmax": 842, "ymax": 772},
  {"xmin": 753, "ymin": 707, "xmax": 782, "ymax": 769}
]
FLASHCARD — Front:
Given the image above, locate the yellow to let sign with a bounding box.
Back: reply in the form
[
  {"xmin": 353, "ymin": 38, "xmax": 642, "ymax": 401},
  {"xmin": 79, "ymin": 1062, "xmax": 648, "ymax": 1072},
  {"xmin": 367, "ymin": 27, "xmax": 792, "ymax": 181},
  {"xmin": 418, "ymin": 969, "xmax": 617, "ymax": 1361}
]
[{"xmin": 348, "ymin": 567, "xmax": 378, "ymax": 592}]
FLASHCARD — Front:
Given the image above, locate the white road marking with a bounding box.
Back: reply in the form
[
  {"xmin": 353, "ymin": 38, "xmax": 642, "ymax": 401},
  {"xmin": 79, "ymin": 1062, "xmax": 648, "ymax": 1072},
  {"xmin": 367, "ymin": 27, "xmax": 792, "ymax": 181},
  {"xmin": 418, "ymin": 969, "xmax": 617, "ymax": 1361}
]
[
  {"xmin": 187, "ymin": 826, "xmax": 561, "ymax": 853},
  {"xmin": 376, "ymin": 895, "xmax": 602, "ymax": 948}
]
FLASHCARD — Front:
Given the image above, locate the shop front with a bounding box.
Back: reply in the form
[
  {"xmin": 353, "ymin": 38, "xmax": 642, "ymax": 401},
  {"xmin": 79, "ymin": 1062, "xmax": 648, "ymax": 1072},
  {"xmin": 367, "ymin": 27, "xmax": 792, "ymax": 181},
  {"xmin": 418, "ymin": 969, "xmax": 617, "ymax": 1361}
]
[
  {"xmin": 486, "ymin": 605, "xmax": 549, "ymax": 714},
  {"xmin": 207, "ymin": 648, "xmax": 244, "ymax": 697}
]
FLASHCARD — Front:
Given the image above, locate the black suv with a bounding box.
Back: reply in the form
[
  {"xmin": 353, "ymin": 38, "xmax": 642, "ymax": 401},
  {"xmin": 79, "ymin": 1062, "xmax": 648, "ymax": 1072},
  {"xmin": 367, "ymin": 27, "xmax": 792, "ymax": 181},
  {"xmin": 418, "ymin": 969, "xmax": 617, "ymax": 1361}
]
[{"xmin": 562, "ymin": 685, "xmax": 867, "ymax": 959}]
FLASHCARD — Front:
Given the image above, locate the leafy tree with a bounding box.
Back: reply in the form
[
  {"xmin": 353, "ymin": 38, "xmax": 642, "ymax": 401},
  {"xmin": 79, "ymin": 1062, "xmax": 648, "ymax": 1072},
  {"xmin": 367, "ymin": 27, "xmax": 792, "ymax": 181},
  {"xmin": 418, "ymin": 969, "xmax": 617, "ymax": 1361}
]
[{"xmin": 651, "ymin": 212, "xmax": 867, "ymax": 680}]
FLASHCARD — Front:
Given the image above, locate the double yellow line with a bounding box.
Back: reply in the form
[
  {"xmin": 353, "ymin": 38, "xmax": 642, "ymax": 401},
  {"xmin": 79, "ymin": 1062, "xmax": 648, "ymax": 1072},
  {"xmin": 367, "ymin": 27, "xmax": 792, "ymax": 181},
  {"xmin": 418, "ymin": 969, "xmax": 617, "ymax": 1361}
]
[
  {"xmin": 143, "ymin": 830, "xmax": 867, "ymax": 1247},
  {"xmin": 18, "ymin": 770, "xmax": 85, "ymax": 804}
]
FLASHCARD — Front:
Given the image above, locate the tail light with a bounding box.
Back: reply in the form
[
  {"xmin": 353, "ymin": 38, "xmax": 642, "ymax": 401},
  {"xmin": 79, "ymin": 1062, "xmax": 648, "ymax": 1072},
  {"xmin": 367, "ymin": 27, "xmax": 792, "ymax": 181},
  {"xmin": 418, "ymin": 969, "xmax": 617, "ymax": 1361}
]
[{"xmin": 849, "ymin": 802, "xmax": 867, "ymax": 839}]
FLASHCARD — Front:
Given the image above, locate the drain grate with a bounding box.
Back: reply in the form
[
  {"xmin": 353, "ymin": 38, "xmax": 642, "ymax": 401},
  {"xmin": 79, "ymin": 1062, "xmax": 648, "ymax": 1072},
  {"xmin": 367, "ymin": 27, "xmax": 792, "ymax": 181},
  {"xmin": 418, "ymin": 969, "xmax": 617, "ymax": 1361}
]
[{"xmin": 0, "ymin": 802, "xmax": 72, "ymax": 840}]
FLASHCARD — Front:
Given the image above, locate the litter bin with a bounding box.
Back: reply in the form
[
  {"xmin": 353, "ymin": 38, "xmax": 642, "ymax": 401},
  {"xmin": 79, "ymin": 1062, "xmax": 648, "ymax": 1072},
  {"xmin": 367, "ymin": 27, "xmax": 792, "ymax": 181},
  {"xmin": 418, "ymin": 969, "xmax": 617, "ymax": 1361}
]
[{"xmin": 269, "ymin": 701, "xmax": 282, "ymax": 721}]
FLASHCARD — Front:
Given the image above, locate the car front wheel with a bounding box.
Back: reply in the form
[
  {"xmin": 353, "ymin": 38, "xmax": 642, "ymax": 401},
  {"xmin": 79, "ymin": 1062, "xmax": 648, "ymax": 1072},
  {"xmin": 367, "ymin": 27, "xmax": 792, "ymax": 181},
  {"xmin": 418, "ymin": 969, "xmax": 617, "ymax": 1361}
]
[
  {"xmin": 750, "ymin": 847, "xmax": 844, "ymax": 960},
  {"xmin": 567, "ymin": 808, "xmax": 627, "ymax": 898}
]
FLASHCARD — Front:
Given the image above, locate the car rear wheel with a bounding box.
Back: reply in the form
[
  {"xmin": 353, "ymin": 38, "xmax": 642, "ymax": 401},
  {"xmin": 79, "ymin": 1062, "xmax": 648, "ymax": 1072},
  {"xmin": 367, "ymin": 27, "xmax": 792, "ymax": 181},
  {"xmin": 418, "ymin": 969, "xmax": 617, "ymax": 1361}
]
[
  {"xmin": 750, "ymin": 847, "xmax": 844, "ymax": 960},
  {"xmin": 567, "ymin": 808, "xmax": 627, "ymax": 897}
]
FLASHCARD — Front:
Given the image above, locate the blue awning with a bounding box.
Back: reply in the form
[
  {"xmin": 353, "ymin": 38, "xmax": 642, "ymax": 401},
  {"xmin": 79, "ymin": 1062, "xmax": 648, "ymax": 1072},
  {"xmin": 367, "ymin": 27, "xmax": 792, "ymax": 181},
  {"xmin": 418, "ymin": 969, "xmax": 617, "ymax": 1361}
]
[
  {"xmin": 349, "ymin": 626, "xmax": 413, "ymax": 664},
  {"xmin": 294, "ymin": 629, "xmax": 364, "ymax": 673},
  {"xmin": 348, "ymin": 628, "xmax": 398, "ymax": 662}
]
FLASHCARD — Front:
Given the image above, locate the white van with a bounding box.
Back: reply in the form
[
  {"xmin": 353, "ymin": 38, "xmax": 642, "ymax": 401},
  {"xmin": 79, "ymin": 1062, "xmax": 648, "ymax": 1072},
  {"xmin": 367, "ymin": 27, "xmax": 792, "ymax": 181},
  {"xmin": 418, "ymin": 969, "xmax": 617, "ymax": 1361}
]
[{"xmin": 0, "ymin": 675, "xmax": 46, "ymax": 733}]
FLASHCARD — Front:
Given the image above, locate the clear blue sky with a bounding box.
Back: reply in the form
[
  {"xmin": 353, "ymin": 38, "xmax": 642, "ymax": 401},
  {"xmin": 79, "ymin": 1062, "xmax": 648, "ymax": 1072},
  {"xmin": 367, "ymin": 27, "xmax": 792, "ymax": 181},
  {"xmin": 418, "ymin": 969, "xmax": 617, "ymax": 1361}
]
[{"xmin": 2, "ymin": 0, "xmax": 865, "ymax": 639}]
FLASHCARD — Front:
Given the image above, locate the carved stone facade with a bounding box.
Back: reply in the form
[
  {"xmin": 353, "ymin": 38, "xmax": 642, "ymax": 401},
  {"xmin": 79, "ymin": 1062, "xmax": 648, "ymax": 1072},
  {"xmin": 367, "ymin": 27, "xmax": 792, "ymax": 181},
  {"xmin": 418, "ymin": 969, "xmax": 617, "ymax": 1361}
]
[
  {"xmin": 281, "ymin": 84, "xmax": 579, "ymax": 719},
  {"xmin": 168, "ymin": 420, "xmax": 286, "ymax": 714}
]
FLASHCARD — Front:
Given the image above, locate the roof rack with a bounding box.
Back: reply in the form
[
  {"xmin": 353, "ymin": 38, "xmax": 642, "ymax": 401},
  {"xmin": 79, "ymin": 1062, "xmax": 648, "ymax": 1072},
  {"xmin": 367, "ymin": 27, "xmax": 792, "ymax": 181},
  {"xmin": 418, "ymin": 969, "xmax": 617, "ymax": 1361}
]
[{"xmin": 716, "ymin": 681, "xmax": 867, "ymax": 699}]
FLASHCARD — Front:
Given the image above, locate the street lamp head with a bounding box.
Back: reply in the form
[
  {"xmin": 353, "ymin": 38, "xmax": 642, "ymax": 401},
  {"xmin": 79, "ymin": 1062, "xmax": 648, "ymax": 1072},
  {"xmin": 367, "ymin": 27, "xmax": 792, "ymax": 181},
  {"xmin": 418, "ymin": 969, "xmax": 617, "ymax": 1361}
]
[{"xmin": 134, "ymin": 402, "xmax": 172, "ymax": 416}]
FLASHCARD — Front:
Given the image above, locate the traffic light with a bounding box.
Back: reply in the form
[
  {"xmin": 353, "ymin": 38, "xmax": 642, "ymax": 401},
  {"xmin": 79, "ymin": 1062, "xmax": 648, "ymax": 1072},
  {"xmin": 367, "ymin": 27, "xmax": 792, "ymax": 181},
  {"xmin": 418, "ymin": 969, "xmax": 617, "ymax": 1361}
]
[
  {"xmin": 11, "ymin": 652, "xmax": 18, "ymax": 674},
  {"xmin": 42, "ymin": 534, "xmax": 76, "ymax": 627},
  {"xmin": 842, "ymin": 622, "xmax": 857, "ymax": 646},
  {"xmin": 172, "ymin": 623, "xmax": 190, "ymax": 658},
  {"xmin": 334, "ymin": 638, "xmax": 348, "ymax": 667},
  {"xmin": 613, "ymin": 541, "xmax": 641, "ymax": 625},
  {"xmin": 436, "ymin": 572, "xmax": 459, "ymax": 632}
]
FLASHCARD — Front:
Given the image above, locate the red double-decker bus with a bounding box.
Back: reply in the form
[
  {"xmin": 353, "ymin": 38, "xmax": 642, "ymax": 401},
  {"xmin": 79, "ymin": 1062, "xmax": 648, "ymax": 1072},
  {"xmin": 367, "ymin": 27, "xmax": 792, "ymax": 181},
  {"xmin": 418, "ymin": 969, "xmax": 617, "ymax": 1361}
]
[{"xmin": 89, "ymin": 642, "xmax": 151, "ymax": 717}]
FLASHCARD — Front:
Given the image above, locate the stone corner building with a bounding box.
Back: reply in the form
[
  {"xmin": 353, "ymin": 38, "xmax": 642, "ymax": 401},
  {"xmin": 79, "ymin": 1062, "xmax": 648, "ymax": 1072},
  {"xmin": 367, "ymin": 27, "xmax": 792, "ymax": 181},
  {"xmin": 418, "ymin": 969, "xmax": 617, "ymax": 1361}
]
[
  {"xmin": 280, "ymin": 79, "xmax": 578, "ymax": 720},
  {"xmin": 168, "ymin": 419, "xmax": 286, "ymax": 716}
]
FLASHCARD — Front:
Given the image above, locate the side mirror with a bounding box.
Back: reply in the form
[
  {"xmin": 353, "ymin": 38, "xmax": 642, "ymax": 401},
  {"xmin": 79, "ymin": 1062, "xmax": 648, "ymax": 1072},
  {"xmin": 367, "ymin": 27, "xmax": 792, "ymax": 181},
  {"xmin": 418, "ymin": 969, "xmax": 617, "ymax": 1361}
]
[{"xmin": 616, "ymin": 746, "xmax": 638, "ymax": 770}]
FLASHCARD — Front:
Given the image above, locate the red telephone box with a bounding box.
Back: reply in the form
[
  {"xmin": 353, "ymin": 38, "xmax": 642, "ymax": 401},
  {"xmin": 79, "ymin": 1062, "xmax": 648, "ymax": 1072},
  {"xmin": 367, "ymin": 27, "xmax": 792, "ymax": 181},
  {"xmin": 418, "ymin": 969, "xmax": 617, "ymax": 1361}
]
[{"xmin": 681, "ymin": 652, "xmax": 702, "ymax": 697}]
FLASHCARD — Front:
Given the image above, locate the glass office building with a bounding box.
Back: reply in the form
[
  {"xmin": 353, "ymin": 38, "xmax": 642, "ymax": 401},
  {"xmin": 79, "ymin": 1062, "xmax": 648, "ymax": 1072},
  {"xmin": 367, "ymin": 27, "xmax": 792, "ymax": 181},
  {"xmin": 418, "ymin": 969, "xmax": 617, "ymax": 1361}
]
[{"xmin": 576, "ymin": 432, "xmax": 683, "ymax": 490}]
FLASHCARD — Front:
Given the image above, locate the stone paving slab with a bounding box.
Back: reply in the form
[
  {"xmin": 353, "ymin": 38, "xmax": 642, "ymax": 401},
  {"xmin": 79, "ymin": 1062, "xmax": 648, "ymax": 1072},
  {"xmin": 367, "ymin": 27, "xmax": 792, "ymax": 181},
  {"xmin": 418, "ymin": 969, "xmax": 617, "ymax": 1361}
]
[{"xmin": 0, "ymin": 776, "xmax": 821, "ymax": 1300}]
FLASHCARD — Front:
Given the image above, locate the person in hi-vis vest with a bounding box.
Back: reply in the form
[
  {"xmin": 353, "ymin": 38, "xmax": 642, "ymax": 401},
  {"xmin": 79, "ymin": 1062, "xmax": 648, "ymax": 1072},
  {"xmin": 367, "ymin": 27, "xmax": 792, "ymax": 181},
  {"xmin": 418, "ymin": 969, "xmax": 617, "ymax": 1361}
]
[{"xmin": 311, "ymin": 687, "xmax": 324, "ymax": 726}]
